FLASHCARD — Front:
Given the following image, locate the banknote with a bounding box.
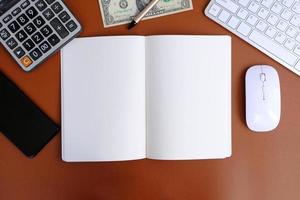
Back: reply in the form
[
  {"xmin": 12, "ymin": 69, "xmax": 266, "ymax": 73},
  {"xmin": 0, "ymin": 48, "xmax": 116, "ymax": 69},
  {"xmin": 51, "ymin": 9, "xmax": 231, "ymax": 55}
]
[{"xmin": 98, "ymin": 0, "xmax": 193, "ymax": 27}]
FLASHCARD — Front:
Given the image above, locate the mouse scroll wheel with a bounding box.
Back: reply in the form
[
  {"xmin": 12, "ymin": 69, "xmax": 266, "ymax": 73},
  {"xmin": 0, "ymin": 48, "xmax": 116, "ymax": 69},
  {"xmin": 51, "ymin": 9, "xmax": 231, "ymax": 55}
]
[{"xmin": 260, "ymin": 73, "xmax": 266, "ymax": 82}]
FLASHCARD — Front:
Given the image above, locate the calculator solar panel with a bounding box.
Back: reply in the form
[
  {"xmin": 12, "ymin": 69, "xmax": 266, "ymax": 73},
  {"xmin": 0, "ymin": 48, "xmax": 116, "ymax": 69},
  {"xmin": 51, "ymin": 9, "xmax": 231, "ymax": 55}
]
[{"xmin": 0, "ymin": 0, "xmax": 81, "ymax": 71}]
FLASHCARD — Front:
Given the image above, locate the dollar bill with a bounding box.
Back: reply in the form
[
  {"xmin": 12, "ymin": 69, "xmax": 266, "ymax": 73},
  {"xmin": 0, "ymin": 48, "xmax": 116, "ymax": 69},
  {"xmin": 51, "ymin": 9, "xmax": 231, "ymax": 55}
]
[{"xmin": 98, "ymin": 0, "xmax": 193, "ymax": 27}]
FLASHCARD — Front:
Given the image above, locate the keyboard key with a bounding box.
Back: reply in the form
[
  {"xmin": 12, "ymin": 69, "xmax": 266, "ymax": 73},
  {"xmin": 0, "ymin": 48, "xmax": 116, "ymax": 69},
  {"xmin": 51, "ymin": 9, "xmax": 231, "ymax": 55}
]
[
  {"xmin": 237, "ymin": 8, "xmax": 248, "ymax": 19},
  {"xmin": 29, "ymin": 48, "xmax": 43, "ymax": 61},
  {"xmin": 3, "ymin": 14, "xmax": 12, "ymax": 23},
  {"xmin": 237, "ymin": 22, "xmax": 252, "ymax": 36},
  {"xmin": 238, "ymin": 0, "xmax": 250, "ymax": 7},
  {"xmin": 218, "ymin": 10, "xmax": 231, "ymax": 23},
  {"xmin": 249, "ymin": 30, "xmax": 297, "ymax": 65},
  {"xmin": 290, "ymin": 15, "xmax": 300, "ymax": 26},
  {"xmin": 286, "ymin": 26, "xmax": 298, "ymax": 37},
  {"xmin": 21, "ymin": 0, "xmax": 30, "ymax": 9},
  {"xmin": 50, "ymin": 18, "xmax": 69, "ymax": 38},
  {"xmin": 208, "ymin": 4, "xmax": 221, "ymax": 16},
  {"xmin": 248, "ymin": 2, "xmax": 259, "ymax": 13},
  {"xmin": 32, "ymin": 32, "xmax": 44, "ymax": 44},
  {"xmin": 282, "ymin": 0, "xmax": 294, "ymax": 8},
  {"xmin": 292, "ymin": 3, "xmax": 300, "ymax": 14},
  {"xmin": 281, "ymin": 9, "xmax": 293, "ymax": 20},
  {"xmin": 277, "ymin": 20, "xmax": 288, "ymax": 31},
  {"xmin": 275, "ymin": 32, "xmax": 286, "ymax": 44},
  {"xmin": 258, "ymin": 7, "xmax": 269, "ymax": 19},
  {"xmin": 294, "ymin": 45, "xmax": 300, "ymax": 55},
  {"xmin": 24, "ymin": 23, "xmax": 37, "ymax": 35},
  {"xmin": 66, "ymin": 20, "xmax": 78, "ymax": 32},
  {"xmin": 0, "ymin": 28, "xmax": 10, "ymax": 40},
  {"xmin": 216, "ymin": 0, "xmax": 239, "ymax": 13},
  {"xmin": 48, "ymin": 34, "xmax": 60, "ymax": 46},
  {"xmin": 39, "ymin": 41, "xmax": 51, "ymax": 53},
  {"xmin": 6, "ymin": 38, "xmax": 18, "ymax": 49},
  {"xmin": 16, "ymin": 30, "xmax": 28, "ymax": 42},
  {"xmin": 17, "ymin": 14, "xmax": 29, "ymax": 26},
  {"xmin": 284, "ymin": 38, "xmax": 296, "ymax": 50},
  {"xmin": 267, "ymin": 14, "xmax": 279, "ymax": 25},
  {"xmin": 35, "ymin": 0, "xmax": 47, "ymax": 11},
  {"xmin": 262, "ymin": 0, "xmax": 275, "ymax": 8},
  {"xmin": 256, "ymin": 21, "xmax": 268, "ymax": 31},
  {"xmin": 41, "ymin": 25, "xmax": 53, "ymax": 37},
  {"xmin": 51, "ymin": 2, "xmax": 63, "ymax": 14},
  {"xmin": 13, "ymin": 46, "xmax": 25, "ymax": 58},
  {"xmin": 246, "ymin": 15, "xmax": 258, "ymax": 25},
  {"xmin": 271, "ymin": 2, "xmax": 283, "ymax": 14},
  {"xmin": 59, "ymin": 11, "xmax": 70, "ymax": 23},
  {"xmin": 23, "ymin": 39, "xmax": 35, "ymax": 51},
  {"xmin": 45, "ymin": 0, "xmax": 55, "ymax": 4},
  {"xmin": 265, "ymin": 27, "xmax": 277, "ymax": 38},
  {"xmin": 294, "ymin": 60, "xmax": 300, "ymax": 71},
  {"xmin": 12, "ymin": 7, "xmax": 21, "ymax": 16},
  {"xmin": 26, "ymin": 7, "xmax": 38, "ymax": 19},
  {"xmin": 8, "ymin": 21, "xmax": 20, "ymax": 33},
  {"xmin": 43, "ymin": 8, "xmax": 54, "ymax": 20},
  {"xmin": 228, "ymin": 16, "xmax": 240, "ymax": 29},
  {"xmin": 20, "ymin": 56, "xmax": 33, "ymax": 68},
  {"xmin": 33, "ymin": 16, "xmax": 45, "ymax": 28}
]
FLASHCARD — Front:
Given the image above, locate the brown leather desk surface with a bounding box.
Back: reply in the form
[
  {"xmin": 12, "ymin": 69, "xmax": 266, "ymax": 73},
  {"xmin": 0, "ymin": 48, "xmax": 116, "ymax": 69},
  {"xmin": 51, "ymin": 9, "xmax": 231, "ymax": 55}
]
[{"xmin": 1, "ymin": 1, "xmax": 300, "ymax": 199}]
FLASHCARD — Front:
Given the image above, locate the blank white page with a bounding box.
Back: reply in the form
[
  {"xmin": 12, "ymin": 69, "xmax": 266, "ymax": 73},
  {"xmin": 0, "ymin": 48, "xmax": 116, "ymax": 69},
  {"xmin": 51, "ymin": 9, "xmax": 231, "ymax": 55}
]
[
  {"xmin": 146, "ymin": 35, "xmax": 231, "ymax": 160},
  {"xmin": 61, "ymin": 36, "xmax": 146, "ymax": 162}
]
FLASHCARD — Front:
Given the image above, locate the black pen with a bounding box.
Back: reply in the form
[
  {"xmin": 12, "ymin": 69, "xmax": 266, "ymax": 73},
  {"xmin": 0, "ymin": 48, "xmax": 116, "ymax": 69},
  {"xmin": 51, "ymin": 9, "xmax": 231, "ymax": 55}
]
[{"xmin": 128, "ymin": 0, "xmax": 160, "ymax": 29}]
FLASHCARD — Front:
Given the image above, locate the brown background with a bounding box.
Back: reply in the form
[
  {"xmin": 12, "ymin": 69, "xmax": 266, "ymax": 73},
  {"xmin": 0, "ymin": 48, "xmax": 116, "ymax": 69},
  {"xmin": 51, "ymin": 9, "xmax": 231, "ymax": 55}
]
[{"xmin": 1, "ymin": 0, "xmax": 300, "ymax": 199}]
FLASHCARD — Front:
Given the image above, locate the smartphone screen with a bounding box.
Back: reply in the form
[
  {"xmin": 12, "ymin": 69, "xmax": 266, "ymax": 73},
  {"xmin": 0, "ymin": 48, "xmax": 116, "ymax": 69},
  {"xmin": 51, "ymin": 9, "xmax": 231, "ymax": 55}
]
[{"xmin": 0, "ymin": 72, "xmax": 59, "ymax": 157}]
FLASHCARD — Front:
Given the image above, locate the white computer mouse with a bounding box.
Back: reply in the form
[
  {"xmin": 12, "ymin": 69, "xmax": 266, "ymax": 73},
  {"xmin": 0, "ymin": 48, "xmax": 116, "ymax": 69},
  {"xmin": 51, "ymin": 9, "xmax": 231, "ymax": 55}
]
[{"xmin": 245, "ymin": 65, "xmax": 281, "ymax": 132}]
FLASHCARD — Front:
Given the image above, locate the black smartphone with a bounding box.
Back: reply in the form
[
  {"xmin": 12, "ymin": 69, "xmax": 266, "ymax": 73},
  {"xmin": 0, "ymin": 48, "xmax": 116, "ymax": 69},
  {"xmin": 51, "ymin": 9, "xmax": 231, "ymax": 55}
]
[{"xmin": 0, "ymin": 71, "xmax": 59, "ymax": 157}]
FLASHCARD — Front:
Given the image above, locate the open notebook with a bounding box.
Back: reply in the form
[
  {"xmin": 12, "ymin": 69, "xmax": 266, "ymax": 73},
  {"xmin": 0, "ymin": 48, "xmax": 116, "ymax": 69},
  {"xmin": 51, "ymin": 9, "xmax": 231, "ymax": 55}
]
[{"xmin": 61, "ymin": 35, "xmax": 231, "ymax": 162}]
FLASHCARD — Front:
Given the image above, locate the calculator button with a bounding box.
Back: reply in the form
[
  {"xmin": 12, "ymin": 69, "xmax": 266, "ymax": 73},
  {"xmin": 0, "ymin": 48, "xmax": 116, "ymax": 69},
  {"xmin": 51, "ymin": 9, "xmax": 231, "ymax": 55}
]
[
  {"xmin": 3, "ymin": 14, "xmax": 12, "ymax": 23},
  {"xmin": 26, "ymin": 7, "xmax": 38, "ymax": 19},
  {"xmin": 50, "ymin": 18, "xmax": 69, "ymax": 38},
  {"xmin": 17, "ymin": 14, "xmax": 29, "ymax": 26},
  {"xmin": 23, "ymin": 38, "xmax": 35, "ymax": 51},
  {"xmin": 51, "ymin": 2, "xmax": 63, "ymax": 14},
  {"xmin": 0, "ymin": 28, "xmax": 10, "ymax": 40},
  {"xmin": 8, "ymin": 21, "xmax": 20, "ymax": 33},
  {"xmin": 35, "ymin": 0, "xmax": 47, "ymax": 11},
  {"xmin": 14, "ymin": 47, "xmax": 25, "ymax": 58},
  {"xmin": 20, "ymin": 56, "xmax": 33, "ymax": 68},
  {"xmin": 12, "ymin": 8, "xmax": 21, "ymax": 16},
  {"xmin": 41, "ymin": 25, "xmax": 52, "ymax": 37},
  {"xmin": 16, "ymin": 30, "xmax": 28, "ymax": 42},
  {"xmin": 21, "ymin": 0, "xmax": 30, "ymax": 9},
  {"xmin": 24, "ymin": 23, "xmax": 37, "ymax": 35},
  {"xmin": 43, "ymin": 8, "xmax": 54, "ymax": 20},
  {"xmin": 59, "ymin": 11, "xmax": 70, "ymax": 23},
  {"xmin": 29, "ymin": 48, "xmax": 42, "ymax": 61},
  {"xmin": 32, "ymin": 32, "xmax": 44, "ymax": 44},
  {"xmin": 45, "ymin": 0, "xmax": 55, "ymax": 5},
  {"xmin": 6, "ymin": 38, "xmax": 18, "ymax": 49},
  {"xmin": 66, "ymin": 20, "xmax": 77, "ymax": 32},
  {"xmin": 48, "ymin": 34, "xmax": 60, "ymax": 46},
  {"xmin": 33, "ymin": 16, "xmax": 45, "ymax": 28},
  {"xmin": 39, "ymin": 41, "xmax": 51, "ymax": 53}
]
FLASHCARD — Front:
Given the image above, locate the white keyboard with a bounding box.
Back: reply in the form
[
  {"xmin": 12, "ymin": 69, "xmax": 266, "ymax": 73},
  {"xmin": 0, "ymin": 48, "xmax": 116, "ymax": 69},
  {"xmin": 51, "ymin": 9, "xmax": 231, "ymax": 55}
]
[{"xmin": 205, "ymin": 0, "xmax": 300, "ymax": 76}]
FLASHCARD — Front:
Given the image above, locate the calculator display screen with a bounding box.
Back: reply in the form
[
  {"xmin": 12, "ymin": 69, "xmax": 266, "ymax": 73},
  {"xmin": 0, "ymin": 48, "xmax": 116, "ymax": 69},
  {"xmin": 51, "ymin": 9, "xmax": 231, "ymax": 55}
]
[{"xmin": 0, "ymin": 0, "xmax": 20, "ymax": 16}]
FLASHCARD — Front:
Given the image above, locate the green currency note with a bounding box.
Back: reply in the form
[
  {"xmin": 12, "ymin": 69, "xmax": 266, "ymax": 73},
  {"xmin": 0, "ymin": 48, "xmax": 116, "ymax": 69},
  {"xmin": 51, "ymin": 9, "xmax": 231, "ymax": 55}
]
[{"xmin": 99, "ymin": 0, "xmax": 193, "ymax": 27}]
